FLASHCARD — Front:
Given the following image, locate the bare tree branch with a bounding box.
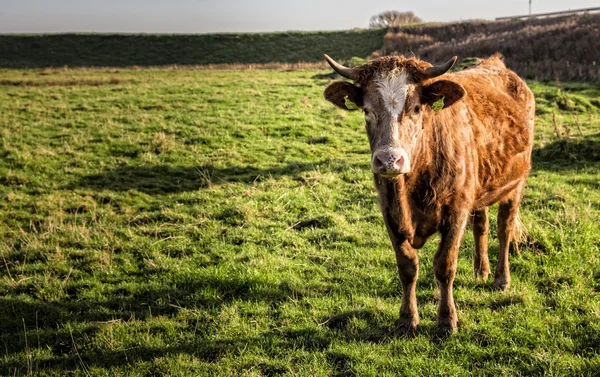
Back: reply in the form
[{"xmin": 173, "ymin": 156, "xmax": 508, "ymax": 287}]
[{"xmin": 369, "ymin": 11, "xmax": 422, "ymax": 29}]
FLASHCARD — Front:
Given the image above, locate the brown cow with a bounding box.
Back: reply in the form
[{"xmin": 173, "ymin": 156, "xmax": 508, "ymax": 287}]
[{"xmin": 322, "ymin": 53, "xmax": 535, "ymax": 336}]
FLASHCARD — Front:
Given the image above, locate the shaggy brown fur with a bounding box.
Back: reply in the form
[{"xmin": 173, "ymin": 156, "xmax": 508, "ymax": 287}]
[
  {"xmin": 351, "ymin": 55, "xmax": 434, "ymax": 86},
  {"xmin": 323, "ymin": 53, "xmax": 535, "ymax": 337}
]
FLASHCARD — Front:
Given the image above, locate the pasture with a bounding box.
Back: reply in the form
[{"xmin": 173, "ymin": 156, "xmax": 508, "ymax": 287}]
[{"xmin": 0, "ymin": 67, "xmax": 599, "ymax": 376}]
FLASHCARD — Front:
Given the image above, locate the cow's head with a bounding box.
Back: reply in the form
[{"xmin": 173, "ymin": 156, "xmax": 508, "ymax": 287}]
[{"xmin": 323, "ymin": 54, "xmax": 465, "ymax": 177}]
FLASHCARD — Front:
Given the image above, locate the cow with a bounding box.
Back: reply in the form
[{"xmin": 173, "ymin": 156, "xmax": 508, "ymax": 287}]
[{"xmin": 322, "ymin": 53, "xmax": 535, "ymax": 336}]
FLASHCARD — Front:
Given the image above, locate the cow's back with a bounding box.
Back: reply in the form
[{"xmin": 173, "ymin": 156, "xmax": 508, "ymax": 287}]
[{"xmin": 444, "ymin": 55, "xmax": 535, "ymax": 205}]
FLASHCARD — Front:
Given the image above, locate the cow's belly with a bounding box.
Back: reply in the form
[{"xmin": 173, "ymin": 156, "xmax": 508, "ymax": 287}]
[
  {"xmin": 474, "ymin": 178, "xmax": 523, "ymax": 208},
  {"xmin": 474, "ymin": 150, "xmax": 530, "ymax": 208},
  {"xmin": 409, "ymin": 208, "xmax": 440, "ymax": 249},
  {"xmin": 412, "ymin": 227, "xmax": 437, "ymax": 249}
]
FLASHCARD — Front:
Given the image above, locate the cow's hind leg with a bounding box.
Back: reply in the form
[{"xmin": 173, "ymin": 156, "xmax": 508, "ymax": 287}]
[
  {"xmin": 434, "ymin": 208, "xmax": 469, "ymax": 336},
  {"xmin": 493, "ymin": 182, "xmax": 525, "ymax": 291},
  {"xmin": 472, "ymin": 208, "xmax": 490, "ymax": 279}
]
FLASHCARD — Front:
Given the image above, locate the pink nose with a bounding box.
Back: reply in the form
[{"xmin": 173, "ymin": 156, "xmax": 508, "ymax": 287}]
[{"xmin": 372, "ymin": 149, "xmax": 409, "ymax": 175}]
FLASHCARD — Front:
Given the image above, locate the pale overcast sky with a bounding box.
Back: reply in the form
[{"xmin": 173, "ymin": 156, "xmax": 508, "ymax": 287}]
[{"xmin": 1, "ymin": 0, "xmax": 599, "ymax": 34}]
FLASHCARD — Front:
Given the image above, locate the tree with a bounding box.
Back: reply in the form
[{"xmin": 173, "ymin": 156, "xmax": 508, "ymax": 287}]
[{"xmin": 369, "ymin": 11, "xmax": 422, "ymax": 28}]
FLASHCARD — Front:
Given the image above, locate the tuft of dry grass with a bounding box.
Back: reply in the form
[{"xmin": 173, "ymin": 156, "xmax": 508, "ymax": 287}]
[{"xmin": 150, "ymin": 132, "xmax": 175, "ymax": 154}]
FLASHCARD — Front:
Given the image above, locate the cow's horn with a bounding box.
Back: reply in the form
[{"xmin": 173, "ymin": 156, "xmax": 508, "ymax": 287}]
[
  {"xmin": 422, "ymin": 56, "xmax": 458, "ymax": 79},
  {"xmin": 324, "ymin": 54, "xmax": 357, "ymax": 80}
]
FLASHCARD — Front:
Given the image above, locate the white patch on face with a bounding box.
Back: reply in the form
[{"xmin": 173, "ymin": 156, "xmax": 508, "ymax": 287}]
[{"xmin": 376, "ymin": 72, "xmax": 409, "ymax": 118}]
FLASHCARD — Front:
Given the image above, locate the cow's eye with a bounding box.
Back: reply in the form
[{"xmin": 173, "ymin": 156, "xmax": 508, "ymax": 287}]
[{"xmin": 414, "ymin": 105, "xmax": 421, "ymax": 113}]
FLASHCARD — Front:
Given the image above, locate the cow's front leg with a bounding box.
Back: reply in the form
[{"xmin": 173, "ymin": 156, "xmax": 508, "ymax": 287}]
[
  {"xmin": 381, "ymin": 211, "xmax": 419, "ymax": 336},
  {"xmin": 393, "ymin": 239, "xmax": 419, "ymax": 336},
  {"xmin": 377, "ymin": 178, "xmax": 420, "ymax": 336},
  {"xmin": 434, "ymin": 209, "xmax": 469, "ymax": 336}
]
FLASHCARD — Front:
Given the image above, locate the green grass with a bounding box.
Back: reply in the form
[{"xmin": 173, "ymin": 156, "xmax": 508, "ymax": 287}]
[
  {"xmin": 0, "ymin": 29, "xmax": 386, "ymax": 68},
  {"xmin": 0, "ymin": 68, "xmax": 599, "ymax": 376}
]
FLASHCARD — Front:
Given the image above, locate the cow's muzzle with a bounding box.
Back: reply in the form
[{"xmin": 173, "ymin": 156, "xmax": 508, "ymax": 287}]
[{"xmin": 372, "ymin": 148, "xmax": 410, "ymax": 176}]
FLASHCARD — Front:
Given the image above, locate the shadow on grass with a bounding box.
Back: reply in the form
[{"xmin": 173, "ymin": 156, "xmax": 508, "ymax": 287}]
[
  {"xmin": 0, "ymin": 328, "xmax": 332, "ymax": 375},
  {"xmin": 68, "ymin": 133, "xmax": 600, "ymax": 196},
  {"xmin": 68, "ymin": 160, "xmax": 355, "ymax": 194},
  {"xmin": 1, "ymin": 274, "xmax": 298, "ymax": 335},
  {"xmin": 532, "ymin": 133, "xmax": 600, "ymax": 172},
  {"xmin": 0, "ymin": 275, "xmax": 393, "ymax": 375},
  {"xmin": 320, "ymin": 309, "xmax": 393, "ymax": 342},
  {"xmin": 0, "ymin": 310, "xmax": 389, "ymax": 375}
]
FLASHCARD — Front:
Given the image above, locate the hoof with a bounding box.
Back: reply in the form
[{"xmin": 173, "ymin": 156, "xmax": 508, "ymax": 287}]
[
  {"xmin": 393, "ymin": 320, "xmax": 418, "ymax": 338},
  {"xmin": 475, "ymin": 270, "xmax": 490, "ymax": 280},
  {"xmin": 492, "ymin": 278, "xmax": 510, "ymax": 291},
  {"xmin": 435, "ymin": 323, "xmax": 457, "ymax": 339}
]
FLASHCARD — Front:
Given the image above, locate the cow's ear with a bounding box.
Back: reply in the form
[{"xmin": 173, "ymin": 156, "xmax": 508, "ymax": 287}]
[
  {"xmin": 421, "ymin": 80, "xmax": 466, "ymax": 109},
  {"xmin": 324, "ymin": 81, "xmax": 363, "ymax": 111}
]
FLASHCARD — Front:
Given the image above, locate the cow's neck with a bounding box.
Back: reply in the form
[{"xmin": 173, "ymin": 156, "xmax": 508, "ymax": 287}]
[
  {"xmin": 375, "ymin": 175, "xmax": 415, "ymax": 244},
  {"xmin": 375, "ymin": 114, "xmax": 454, "ymax": 245}
]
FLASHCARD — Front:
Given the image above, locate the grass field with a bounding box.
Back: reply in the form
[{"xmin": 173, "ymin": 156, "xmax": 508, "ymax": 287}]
[{"xmin": 0, "ymin": 67, "xmax": 600, "ymax": 376}]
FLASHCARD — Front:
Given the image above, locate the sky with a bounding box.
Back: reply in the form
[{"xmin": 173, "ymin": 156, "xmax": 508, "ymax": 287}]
[{"xmin": 1, "ymin": 0, "xmax": 599, "ymax": 34}]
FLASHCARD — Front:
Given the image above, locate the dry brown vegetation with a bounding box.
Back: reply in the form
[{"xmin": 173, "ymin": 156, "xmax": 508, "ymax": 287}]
[
  {"xmin": 377, "ymin": 13, "xmax": 600, "ymax": 81},
  {"xmin": 0, "ymin": 62, "xmax": 329, "ymax": 75}
]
